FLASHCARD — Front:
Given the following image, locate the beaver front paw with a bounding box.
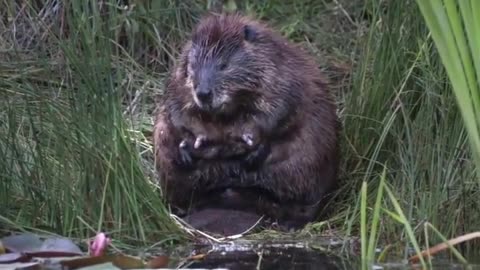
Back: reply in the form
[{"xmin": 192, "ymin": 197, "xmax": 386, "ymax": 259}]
[
  {"xmin": 193, "ymin": 134, "xmax": 207, "ymax": 149},
  {"xmin": 174, "ymin": 139, "xmax": 196, "ymax": 169},
  {"xmin": 177, "ymin": 135, "xmax": 223, "ymax": 166},
  {"xmin": 241, "ymin": 133, "xmax": 255, "ymax": 147},
  {"xmin": 176, "ymin": 133, "xmax": 209, "ymax": 167},
  {"xmin": 242, "ymin": 142, "xmax": 271, "ymax": 170}
]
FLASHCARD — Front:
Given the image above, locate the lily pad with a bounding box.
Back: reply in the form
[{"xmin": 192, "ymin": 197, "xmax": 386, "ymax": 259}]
[
  {"xmin": 31, "ymin": 238, "xmax": 83, "ymax": 256},
  {"xmin": 0, "ymin": 233, "xmax": 170, "ymax": 269},
  {"xmin": 1, "ymin": 233, "xmax": 83, "ymax": 258},
  {"xmin": 75, "ymin": 262, "xmax": 121, "ymax": 270},
  {"xmin": 0, "ymin": 253, "xmax": 27, "ymax": 263},
  {"xmin": 145, "ymin": 255, "xmax": 169, "ymax": 268},
  {"xmin": 60, "ymin": 254, "xmax": 145, "ymax": 270},
  {"xmin": 0, "ymin": 262, "xmax": 39, "ymax": 270},
  {"xmin": 1, "ymin": 234, "xmax": 43, "ymax": 253}
]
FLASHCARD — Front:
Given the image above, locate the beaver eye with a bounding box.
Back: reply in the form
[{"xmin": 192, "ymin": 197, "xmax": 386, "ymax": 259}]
[{"xmin": 219, "ymin": 63, "xmax": 228, "ymax": 70}]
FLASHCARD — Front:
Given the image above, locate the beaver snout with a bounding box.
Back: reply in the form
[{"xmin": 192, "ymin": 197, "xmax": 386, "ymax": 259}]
[
  {"xmin": 193, "ymin": 68, "xmax": 216, "ymax": 108},
  {"xmin": 193, "ymin": 86, "xmax": 214, "ymax": 109},
  {"xmin": 195, "ymin": 87, "xmax": 212, "ymax": 103}
]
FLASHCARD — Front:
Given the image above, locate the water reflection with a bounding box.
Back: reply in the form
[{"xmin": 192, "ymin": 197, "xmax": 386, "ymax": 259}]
[
  {"xmin": 185, "ymin": 246, "xmax": 352, "ymax": 270},
  {"xmin": 170, "ymin": 240, "xmax": 480, "ymax": 269}
]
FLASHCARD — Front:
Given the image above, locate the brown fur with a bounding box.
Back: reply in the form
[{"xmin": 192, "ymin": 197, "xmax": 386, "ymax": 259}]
[
  {"xmin": 153, "ymin": 13, "xmax": 340, "ymax": 232},
  {"xmin": 194, "ymin": 187, "xmax": 321, "ymax": 229}
]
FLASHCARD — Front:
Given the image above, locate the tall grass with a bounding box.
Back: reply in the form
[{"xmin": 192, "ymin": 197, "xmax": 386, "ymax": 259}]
[
  {"xmin": 415, "ymin": 0, "xmax": 480, "ymax": 169},
  {"xmin": 340, "ymin": 0, "xmax": 480, "ymax": 262},
  {"xmin": 0, "ymin": 0, "xmax": 195, "ymax": 244},
  {"xmin": 359, "ymin": 169, "xmax": 428, "ymax": 269},
  {"xmin": 1, "ymin": 0, "xmax": 479, "ymax": 261}
]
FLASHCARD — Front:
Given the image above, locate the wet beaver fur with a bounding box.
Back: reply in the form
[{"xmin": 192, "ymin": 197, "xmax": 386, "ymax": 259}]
[{"xmin": 153, "ymin": 13, "xmax": 340, "ymax": 234}]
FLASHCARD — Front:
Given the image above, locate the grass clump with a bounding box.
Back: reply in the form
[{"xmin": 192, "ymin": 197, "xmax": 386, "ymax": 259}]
[
  {"xmin": 1, "ymin": 0, "xmax": 480, "ymax": 264},
  {"xmin": 340, "ymin": 0, "xmax": 480, "ymax": 264},
  {"xmin": 0, "ymin": 0, "xmax": 192, "ymax": 245},
  {"xmin": 416, "ymin": 0, "xmax": 480, "ymax": 168}
]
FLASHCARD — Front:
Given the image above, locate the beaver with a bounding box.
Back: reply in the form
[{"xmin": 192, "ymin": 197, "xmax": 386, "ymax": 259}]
[{"xmin": 153, "ymin": 13, "xmax": 340, "ymax": 233}]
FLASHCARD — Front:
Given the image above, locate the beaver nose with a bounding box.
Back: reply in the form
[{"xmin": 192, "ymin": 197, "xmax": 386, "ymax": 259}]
[
  {"xmin": 195, "ymin": 67, "xmax": 214, "ymax": 104},
  {"xmin": 196, "ymin": 86, "xmax": 212, "ymax": 103}
]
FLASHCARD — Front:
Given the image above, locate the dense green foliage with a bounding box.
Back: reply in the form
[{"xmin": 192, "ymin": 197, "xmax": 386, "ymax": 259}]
[
  {"xmin": 416, "ymin": 0, "xmax": 480, "ymax": 168},
  {"xmin": 0, "ymin": 0, "xmax": 479, "ymax": 261}
]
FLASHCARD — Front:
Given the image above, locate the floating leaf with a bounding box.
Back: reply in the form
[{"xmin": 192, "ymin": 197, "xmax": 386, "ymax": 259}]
[
  {"xmin": 0, "ymin": 262, "xmax": 39, "ymax": 270},
  {"xmin": 1, "ymin": 234, "xmax": 43, "ymax": 253},
  {"xmin": 60, "ymin": 255, "xmax": 113, "ymax": 269},
  {"xmin": 31, "ymin": 238, "xmax": 83, "ymax": 256},
  {"xmin": 60, "ymin": 254, "xmax": 145, "ymax": 270},
  {"xmin": 0, "ymin": 233, "xmax": 152, "ymax": 269},
  {"xmin": 1, "ymin": 233, "xmax": 83, "ymax": 258},
  {"xmin": 75, "ymin": 262, "xmax": 121, "ymax": 270},
  {"xmin": 145, "ymin": 255, "xmax": 169, "ymax": 268},
  {"xmin": 111, "ymin": 254, "xmax": 145, "ymax": 269},
  {"xmin": 0, "ymin": 253, "xmax": 26, "ymax": 263}
]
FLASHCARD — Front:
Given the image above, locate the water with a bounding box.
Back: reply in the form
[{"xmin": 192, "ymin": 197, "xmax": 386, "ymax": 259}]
[
  {"xmin": 162, "ymin": 238, "xmax": 480, "ymax": 270},
  {"xmin": 175, "ymin": 239, "xmax": 354, "ymax": 270},
  {"xmin": 185, "ymin": 246, "xmax": 350, "ymax": 269}
]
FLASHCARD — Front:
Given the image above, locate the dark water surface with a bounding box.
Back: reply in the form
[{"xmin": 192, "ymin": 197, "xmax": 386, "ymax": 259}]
[
  {"xmin": 186, "ymin": 246, "xmax": 350, "ymax": 269},
  {"xmin": 176, "ymin": 239, "xmax": 354, "ymax": 270},
  {"xmin": 164, "ymin": 238, "xmax": 480, "ymax": 270}
]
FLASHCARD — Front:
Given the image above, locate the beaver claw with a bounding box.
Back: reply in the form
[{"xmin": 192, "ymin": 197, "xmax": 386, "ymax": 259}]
[
  {"xmin": 241, "ymin": 133, "xmax": 255, "ymax": 147},
  {"xmin": 194, "ymin": 134, "xmax": 207, "ymax": 149},
  {"xmin": 176, "ymin": 139, "xmax": 194, "ymax": 169},
  {"xmin": 243, "ymin": 142, "xmax": 270, "ymax": 170}
]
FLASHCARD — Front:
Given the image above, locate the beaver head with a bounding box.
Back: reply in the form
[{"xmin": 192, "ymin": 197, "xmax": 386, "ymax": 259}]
[{"xmin": 175, "ymin": 13, "xmax": 277, "ymax": 115}]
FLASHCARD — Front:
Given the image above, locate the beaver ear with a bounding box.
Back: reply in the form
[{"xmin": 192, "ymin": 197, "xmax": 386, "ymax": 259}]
[
  {"xmin": 175, "ymin": 60, "xmax": 188, "ymax": 79},
  {"xmin": 243, "ymin": 25, "xmax": 257, "ymax": 42},
  {"xmin": 177, "ymin": 48, "xmax": 190, "ymax": 79},
  {"xmin": 181, "ymin": 45, "xmax": 195, "ymax": 77}
]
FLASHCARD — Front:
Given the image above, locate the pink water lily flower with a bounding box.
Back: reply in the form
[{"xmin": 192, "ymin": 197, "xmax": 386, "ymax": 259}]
[{"xmin": 89, "ymin": 232, "xmax": 111, "ymax": 256}]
